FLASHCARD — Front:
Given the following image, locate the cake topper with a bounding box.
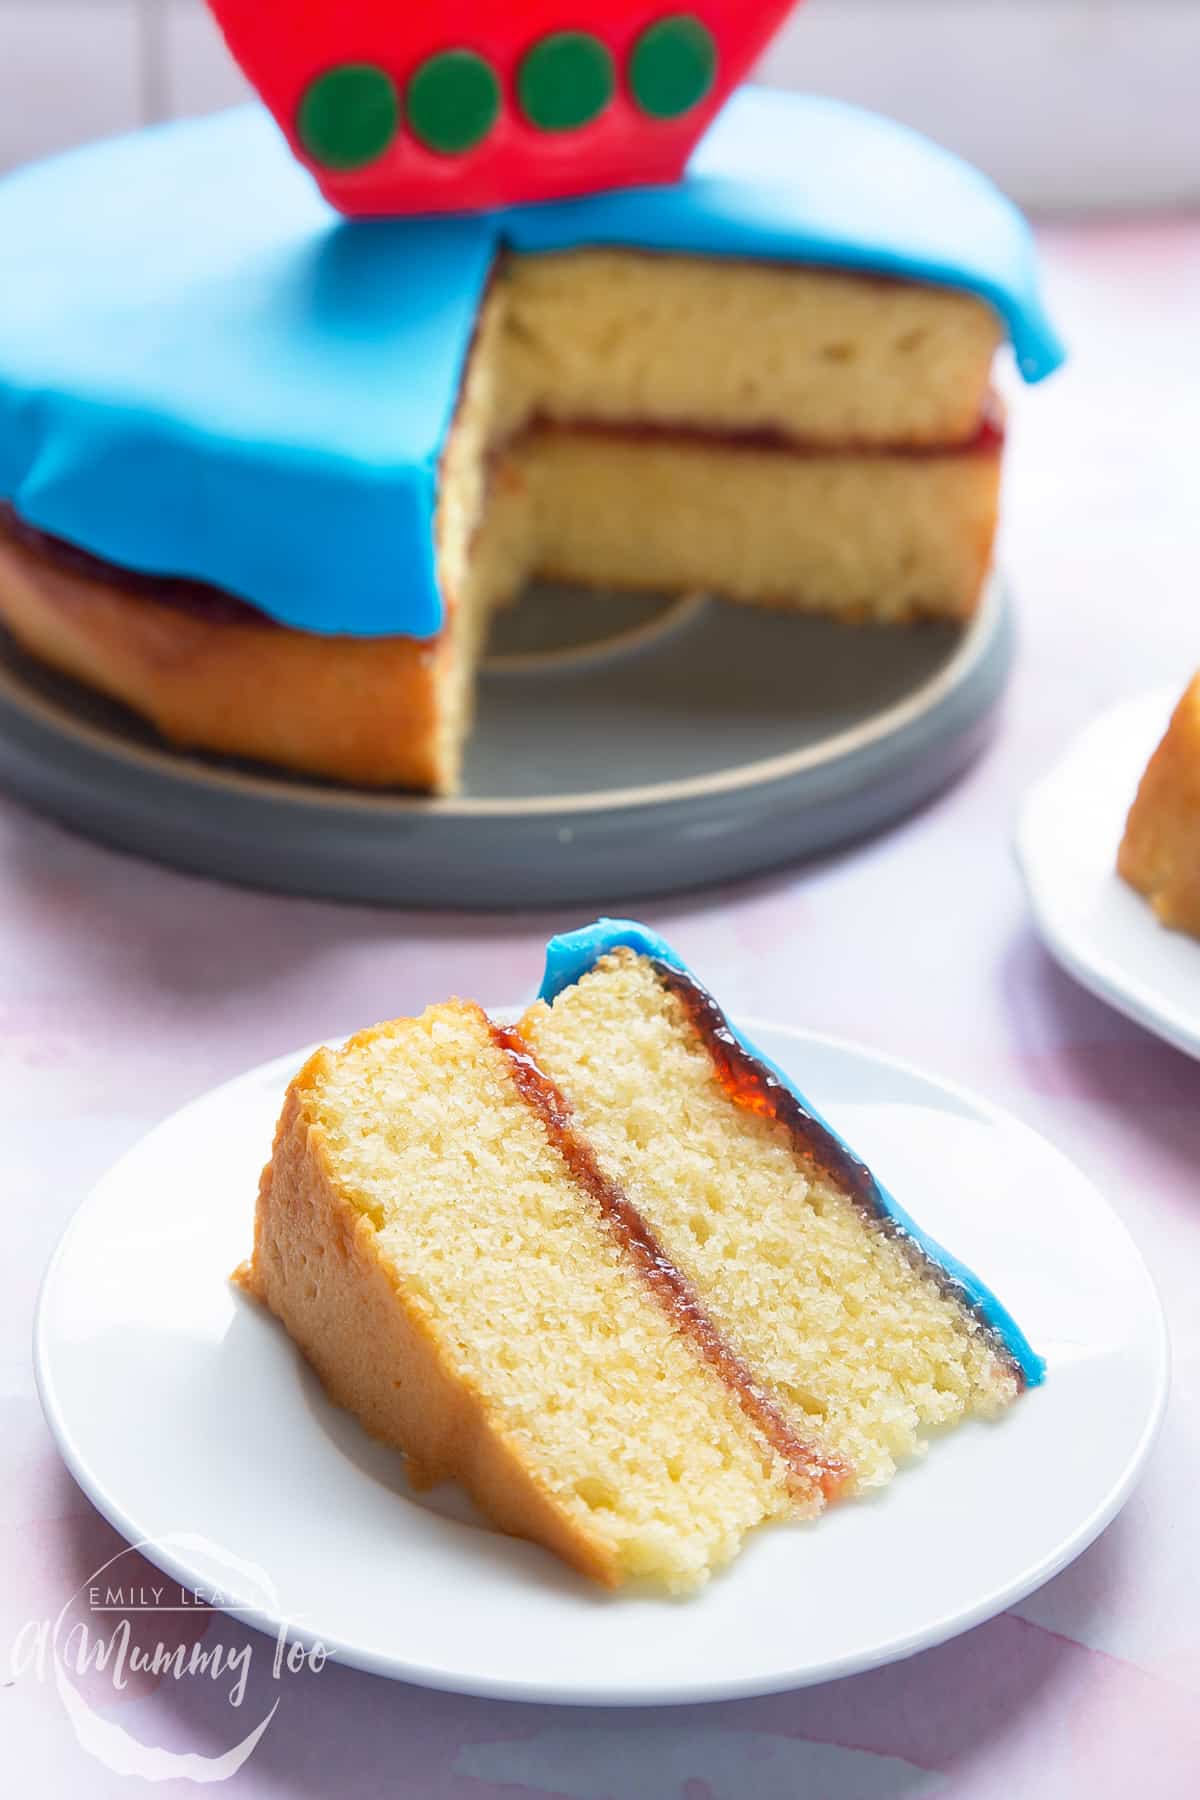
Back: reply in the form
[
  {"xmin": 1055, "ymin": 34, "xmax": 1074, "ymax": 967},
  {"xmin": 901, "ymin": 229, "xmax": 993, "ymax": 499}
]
[{"xmin": 206, "ymin": 2, "xmax": 802, "ymax": 217}]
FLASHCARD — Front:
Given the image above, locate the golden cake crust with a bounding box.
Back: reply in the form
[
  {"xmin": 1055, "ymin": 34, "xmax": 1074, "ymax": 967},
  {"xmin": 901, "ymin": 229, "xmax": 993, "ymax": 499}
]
[
  {"xmin": 240, "ymin": 1028, "xmax": 624, "ymax": 1587},
  {"xmin": 0, "ymin": 517, "xmax": 452, "ymax": 791},
  {"xmin": 1118, "ymin": 671, "xmax": 1200, "ymax": 936}
]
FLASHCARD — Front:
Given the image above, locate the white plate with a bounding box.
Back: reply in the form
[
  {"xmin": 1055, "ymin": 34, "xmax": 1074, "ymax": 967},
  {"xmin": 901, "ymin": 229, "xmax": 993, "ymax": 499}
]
[
  {"xmin": 1016, "ymin": 688, "xmax": 1200, "ymax": 1061},
  {"xmin": 34, "ymin": 1023, "xmax": 1167, "ymax": 1707}
]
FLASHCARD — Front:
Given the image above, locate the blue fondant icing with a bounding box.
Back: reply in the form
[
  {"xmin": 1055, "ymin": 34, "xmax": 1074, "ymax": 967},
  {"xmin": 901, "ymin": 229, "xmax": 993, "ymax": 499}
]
[
  {"xmin": 0, "ymin": 92, "xmax": 1063, "ymax": 640},
  {"xmin": 539, "ymin": 918, "xmax": 1046, "ymax": 1388}
]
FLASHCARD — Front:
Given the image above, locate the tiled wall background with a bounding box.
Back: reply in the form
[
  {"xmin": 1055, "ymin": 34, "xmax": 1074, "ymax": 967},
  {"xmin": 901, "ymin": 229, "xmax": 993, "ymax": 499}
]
[
  {"xmin": 0, "ymin": 0, "xmax": 251, "ymax": 170},
  {"xmin": 1, "ymin": 0, "xmax": 1197, "ymax": 211}
]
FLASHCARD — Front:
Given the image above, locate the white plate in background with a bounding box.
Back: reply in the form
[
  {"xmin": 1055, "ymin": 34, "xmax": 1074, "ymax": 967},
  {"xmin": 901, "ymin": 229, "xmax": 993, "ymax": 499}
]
[{"xmin": 1017, "ymin": 688, "xmax": 1200, "ymax": 1062}]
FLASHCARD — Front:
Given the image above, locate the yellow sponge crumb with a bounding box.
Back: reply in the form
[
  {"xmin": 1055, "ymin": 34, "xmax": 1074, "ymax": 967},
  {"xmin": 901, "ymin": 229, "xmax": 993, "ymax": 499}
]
[
  {"xmin": 520, "ymin": 951, "xmax": 1019, "ymax": 1490},
  {"xmin": 243, "ymin": 1001, "xmax": 796, "ymax": 1590}
]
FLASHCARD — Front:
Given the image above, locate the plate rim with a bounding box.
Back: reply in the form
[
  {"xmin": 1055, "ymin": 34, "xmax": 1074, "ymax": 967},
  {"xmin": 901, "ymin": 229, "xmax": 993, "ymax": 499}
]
[
  {"xmin": 1, "ymin": 578, "xmax": 1004, "ymax": 820},
  {"xmin": 32, "ymin": 1017, "xmax": 1170, "ymax": 1707},
  {"xmin": 1015, "ymin": 688, "xmax": 1200, "ymax": 1063}
]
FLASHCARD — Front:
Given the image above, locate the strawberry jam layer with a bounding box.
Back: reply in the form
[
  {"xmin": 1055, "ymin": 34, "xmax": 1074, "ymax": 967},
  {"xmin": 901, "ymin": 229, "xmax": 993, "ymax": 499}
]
[
  {"xmin": 488, "ymin": 1017, "xmax": 852, "ymax": 1505},
  {"xmin": 525, "ymin": 404, "xmax": 1005, "ymax": 460},
  {"xmin": 0, "ymin": 505, "xmax": 274, "ymax": 629},
  {"xmin": 1, "ymin": 399, "xmax": 1001, "ymax": 638}
]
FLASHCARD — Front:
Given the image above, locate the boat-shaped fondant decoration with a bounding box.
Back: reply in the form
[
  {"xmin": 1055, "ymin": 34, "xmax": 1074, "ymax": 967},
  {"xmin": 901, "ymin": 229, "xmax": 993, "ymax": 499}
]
[{"xmin": 206, "ymin": 0, "xmax": 801, "ymax": 215}]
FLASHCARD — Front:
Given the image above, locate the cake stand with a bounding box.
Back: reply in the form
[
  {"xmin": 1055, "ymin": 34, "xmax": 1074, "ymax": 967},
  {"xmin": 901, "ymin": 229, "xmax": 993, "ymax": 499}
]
[{"xmin": 0, "ymin": 576, "xmax": 1013, "ymax": 908}]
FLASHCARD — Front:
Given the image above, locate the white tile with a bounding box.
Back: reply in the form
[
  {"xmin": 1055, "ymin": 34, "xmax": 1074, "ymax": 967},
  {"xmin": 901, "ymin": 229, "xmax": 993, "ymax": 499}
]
[
  {"xmin": 161, "ymin": 0, "xmax": 252, "ymax": 120},
  {"xmin": 3, "ymin": 0, "xmax": 1193, "ymax": 208},
  {"xmin": 0, "ymin": 1, "xmax": 144, "ymax": 171},
  {"xmin": 757, "ymin": 0, "xmax": 1200, "ymax": 212}
]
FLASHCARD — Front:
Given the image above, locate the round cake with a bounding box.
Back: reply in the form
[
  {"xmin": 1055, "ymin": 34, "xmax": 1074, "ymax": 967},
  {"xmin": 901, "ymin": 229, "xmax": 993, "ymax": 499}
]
[{"xmin": 0, "ymin": 22, "xmax": 1063, "ymax": 793}]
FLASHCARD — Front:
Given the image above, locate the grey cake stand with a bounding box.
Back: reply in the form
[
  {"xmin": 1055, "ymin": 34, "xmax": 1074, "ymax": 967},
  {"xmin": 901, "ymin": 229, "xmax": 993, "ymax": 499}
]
[{"xmin": 0, "ymin": 578, "xmax": 1014, "ymax": 908}]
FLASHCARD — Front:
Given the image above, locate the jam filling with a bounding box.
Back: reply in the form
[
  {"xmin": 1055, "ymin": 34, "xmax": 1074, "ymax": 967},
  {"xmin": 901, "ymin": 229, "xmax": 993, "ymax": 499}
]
[
  {"xmin": 524, "ymin": 404, "xmax": 1005, "ymax": 461},
  {"xmin": 0, "ymin": 503, "xmax": 275, "ymax": 629},
  {"xmin": 650, "ymin": 958, "xmax": 1026, "ymax": 1389},
  {"xmin": 488, "ymin": 1019, "xmax": 851, "ymax": 1504},
  {"xmin": 1, "ymin": 400, "xmax": 1000, "ymax": 635}
]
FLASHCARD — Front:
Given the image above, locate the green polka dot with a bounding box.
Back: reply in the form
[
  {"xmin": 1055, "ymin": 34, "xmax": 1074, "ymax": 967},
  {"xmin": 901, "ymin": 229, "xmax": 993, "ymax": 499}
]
[
  {"xmin": 518, "ymin": 32, "xmax": 615, "ymax": 132},
  {"xmin": 298, "ymin": 65, "xmax": 399, "ymax": 172},
  {"xmin": 407, "ymin": 50, "xmax": 501, "ymax": 155},
  {"xmin": 629, "ymin": 16, "xmax": 718, "ymax": 119}
]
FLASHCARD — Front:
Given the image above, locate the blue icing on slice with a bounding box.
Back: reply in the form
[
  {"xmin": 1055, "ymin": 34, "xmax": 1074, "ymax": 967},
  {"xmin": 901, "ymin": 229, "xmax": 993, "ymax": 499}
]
[
  {"xmin": 539, "ymin": 917, "xmax": 1046, "ymax": 1388},
  {"xmin": 0, "ymin": 92, "xmax": 1063, "ymax": 641}
]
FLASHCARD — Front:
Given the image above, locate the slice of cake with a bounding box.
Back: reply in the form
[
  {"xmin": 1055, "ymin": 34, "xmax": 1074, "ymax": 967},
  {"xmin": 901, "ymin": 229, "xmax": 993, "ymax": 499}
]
[
  {"xmin": 239, "ymin": 921, "xmax": 1041, "ymax": 1589},
  {"xmin": 1118, "ymin": 672, "xmax": 1200, "ymax": 937}
]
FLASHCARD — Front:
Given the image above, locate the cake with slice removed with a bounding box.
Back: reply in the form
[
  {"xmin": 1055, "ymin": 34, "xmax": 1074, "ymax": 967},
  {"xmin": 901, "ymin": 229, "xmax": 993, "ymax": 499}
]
[
  {"xmin": 0, "ymin": 86, "xmax": 1063, "ymax": 793},
  {"xmin": 238, "ymin": 920, "xmax": 1042, "ymax": 1589}
]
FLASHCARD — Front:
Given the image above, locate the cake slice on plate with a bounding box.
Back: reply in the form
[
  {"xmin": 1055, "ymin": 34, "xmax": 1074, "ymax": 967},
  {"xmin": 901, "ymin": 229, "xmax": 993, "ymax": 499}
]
[
  {"xmin": 239, "ymin": 921, "xmax": 1042, "ymax": 1589},
  {"xmin": 1118, "ymin": 671, "xmax": 1200, "ymax": 938}
]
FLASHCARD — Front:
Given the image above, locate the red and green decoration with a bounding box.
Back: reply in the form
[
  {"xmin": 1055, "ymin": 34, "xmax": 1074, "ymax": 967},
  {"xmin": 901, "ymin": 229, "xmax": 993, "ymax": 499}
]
[{"xmin": 206, "ymin": 2, "xmax": 802, "ymax": 217}]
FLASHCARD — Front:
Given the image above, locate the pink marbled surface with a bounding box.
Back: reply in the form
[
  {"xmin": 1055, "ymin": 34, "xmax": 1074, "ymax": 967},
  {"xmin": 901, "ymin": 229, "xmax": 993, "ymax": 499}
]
[{"xmin": 3, "ymin": 221, "xmax": 1199, "ymax": 1796}]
